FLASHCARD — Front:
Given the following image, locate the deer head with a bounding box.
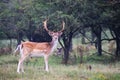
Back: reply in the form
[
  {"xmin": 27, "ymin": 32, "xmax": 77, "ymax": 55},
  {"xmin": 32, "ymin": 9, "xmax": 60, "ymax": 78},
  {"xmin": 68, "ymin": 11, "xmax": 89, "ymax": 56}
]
[{"xmin": 43, "ymin": 19, "xmax": 65, "ymax": 41}]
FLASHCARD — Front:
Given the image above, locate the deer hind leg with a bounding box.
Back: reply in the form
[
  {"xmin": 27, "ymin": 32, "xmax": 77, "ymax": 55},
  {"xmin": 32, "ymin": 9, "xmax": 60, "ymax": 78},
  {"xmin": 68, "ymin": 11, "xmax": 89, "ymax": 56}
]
[
  {"xmin": 44, "ymin": 55, "xmax": 49, "ymax": 72},
  {"xmin": 17, "ymin": 55, "xmax": 27, "ymax": 73}
]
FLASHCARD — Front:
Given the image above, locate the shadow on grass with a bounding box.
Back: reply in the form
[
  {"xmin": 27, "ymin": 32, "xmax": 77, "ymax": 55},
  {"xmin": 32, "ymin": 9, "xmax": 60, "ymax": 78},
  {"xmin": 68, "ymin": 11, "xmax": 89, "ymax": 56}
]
[
  {"xmin": 0, "ymin": 54, "xmax": 18, "ymax": 65},
  {"xmin": 86, "ymin": 53, "xmax": 117, "ymax": 64},
  {"xmin": 0, "ymin": 60, "xmax": 18, "ymax": 65}
]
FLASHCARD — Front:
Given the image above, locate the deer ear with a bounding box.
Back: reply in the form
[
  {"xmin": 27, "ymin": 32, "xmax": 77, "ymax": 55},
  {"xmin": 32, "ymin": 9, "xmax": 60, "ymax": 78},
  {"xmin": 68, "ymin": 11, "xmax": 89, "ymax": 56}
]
[{"xmin": 58, "ymin": 32, "xmax": 63, "ymax": 36}]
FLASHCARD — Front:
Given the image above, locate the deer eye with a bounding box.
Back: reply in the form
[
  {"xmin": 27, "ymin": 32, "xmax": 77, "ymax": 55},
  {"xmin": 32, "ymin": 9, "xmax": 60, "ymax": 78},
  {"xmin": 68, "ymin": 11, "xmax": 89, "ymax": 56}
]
[{"xmin": 49, "ymin": 32, "xmax": 53, "ymax": 35}]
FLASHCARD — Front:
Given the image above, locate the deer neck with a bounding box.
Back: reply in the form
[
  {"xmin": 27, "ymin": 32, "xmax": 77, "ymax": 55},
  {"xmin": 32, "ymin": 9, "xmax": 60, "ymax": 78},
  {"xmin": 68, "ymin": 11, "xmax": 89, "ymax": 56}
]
[{"xmin": 50, "ymin": 39, "xmax": 58, "ymax": 53}]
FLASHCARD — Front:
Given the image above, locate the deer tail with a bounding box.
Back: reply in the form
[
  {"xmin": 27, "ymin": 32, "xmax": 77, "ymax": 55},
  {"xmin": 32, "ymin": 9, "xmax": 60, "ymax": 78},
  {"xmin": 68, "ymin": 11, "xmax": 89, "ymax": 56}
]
[{"xmin": 13, "ymin": 44, "xmax": 22, "ymax": 55}]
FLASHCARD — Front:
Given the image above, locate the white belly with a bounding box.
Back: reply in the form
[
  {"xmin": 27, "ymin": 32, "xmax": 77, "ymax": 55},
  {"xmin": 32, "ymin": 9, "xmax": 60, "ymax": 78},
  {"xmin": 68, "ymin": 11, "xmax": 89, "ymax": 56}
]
[
  {"xmin": 30, "ymin": 53, "xmax": 44, "ymax": 57},
  {"xmin": 30, "ymin": 49, "xmax": 46, "ymax": 57}
]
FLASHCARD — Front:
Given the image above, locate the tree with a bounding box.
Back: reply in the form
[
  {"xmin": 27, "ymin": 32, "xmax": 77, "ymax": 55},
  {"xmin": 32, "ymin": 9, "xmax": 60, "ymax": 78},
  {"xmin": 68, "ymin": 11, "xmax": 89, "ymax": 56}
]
[
  {"xmin": 97, "ymin": 0, "xmax": 120, "ymax": 57},
  {"xmin": 1, "ymin": 0, "xmax": 120, "ymax": 60}
]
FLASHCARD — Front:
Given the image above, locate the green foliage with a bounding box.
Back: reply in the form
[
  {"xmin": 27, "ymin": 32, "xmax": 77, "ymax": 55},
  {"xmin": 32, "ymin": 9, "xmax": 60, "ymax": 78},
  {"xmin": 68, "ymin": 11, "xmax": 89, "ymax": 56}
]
[
  {"xmin": 0, "ymin": 0, "xmax": 119, "ymax": 39},
  {"xmin": 0, "ymin": 32, "xmax": 7, "ymax": 39}
]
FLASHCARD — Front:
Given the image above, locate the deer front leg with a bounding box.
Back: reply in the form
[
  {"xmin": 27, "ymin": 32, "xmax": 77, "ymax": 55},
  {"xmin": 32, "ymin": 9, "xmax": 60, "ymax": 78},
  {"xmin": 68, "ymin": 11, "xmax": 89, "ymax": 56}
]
[
  {"xmin": 21, "ymin": 62, "xmax": 25, "ymax": 73},
  {"xmin": 17, "ymin": 60, "xmax": 21, "ymax": 73},
  {"xmin": 44, "ymin": 55, "xmax": 49, "ymax": 72}
]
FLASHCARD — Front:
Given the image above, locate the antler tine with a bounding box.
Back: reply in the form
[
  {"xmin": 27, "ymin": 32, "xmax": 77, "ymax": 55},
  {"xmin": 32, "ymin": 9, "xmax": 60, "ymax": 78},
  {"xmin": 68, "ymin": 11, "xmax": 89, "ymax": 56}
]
[
  {"xmin": 43, "ymin": 19, "xmax": 49, "ymax": 32},
  {"xmin": 60, "ymin": 21, "xmax": 65, "ymax": 32}
]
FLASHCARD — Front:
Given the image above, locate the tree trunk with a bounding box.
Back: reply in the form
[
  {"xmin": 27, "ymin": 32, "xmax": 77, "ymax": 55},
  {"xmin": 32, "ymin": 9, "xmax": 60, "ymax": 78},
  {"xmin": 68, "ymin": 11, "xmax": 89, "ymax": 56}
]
[
  {"xmin": 97, "ymin": 33, "xmax": 102, "ymax": 56},
  {"xmin": 62, "ymin": 33, "xmax": 73, "ymax": 65},
  {"xmin": 112, "ymin": 27, "xmax": 120, "ymax": 57},
  {"xmin": 63, "ymin": 47, "xmax": 70, "ymax": 64},
  {"xmin": 96, "ymin": 27, "xmax": 102, "ymax": 56},
  {"xmin": 81, "ymin": 29, "xmax": 86, "ymax": 44},
  {"xmin": 91, "ymin": 30, "xmax": 96, "ymax": 45},
  {"xmin": 91, "ymin": 26, "xmax": 102, "ymax": 56},
  {"xmin": 17, "ymin": 30, "xmax": 24, "ymax": 45},
  {"xmin": 116, "ymin": 38, "xmax": 120, "ymax": 57}
]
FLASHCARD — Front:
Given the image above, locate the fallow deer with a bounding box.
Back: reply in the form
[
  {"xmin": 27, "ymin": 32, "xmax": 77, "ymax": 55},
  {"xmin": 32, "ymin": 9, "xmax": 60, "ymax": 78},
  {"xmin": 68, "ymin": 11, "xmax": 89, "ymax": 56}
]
[{"xmin": 14, "ymin": 20, "xmax": 65, "ymax": 73}]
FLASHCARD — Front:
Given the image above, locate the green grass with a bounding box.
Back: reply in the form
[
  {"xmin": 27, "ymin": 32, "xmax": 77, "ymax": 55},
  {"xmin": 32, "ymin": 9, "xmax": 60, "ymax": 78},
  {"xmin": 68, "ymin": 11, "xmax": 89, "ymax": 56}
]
[{"xmin": 0, "ymin": 54, "xmax": 120, "ymax": 80}]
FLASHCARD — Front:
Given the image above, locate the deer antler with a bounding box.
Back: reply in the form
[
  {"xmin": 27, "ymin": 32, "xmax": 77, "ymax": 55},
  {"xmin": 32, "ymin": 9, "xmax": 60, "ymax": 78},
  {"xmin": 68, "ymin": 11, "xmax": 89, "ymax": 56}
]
[
  {"xmin": 59, "ymin": 21, "xmax": 65, "ymax": 32},
  {"xmin": 43, "ymin": 19, "xmax": 65, "ymax": 32},
  {"xmin": 43, "ymin": 19, "xmax": 50, "ymax": 32}
]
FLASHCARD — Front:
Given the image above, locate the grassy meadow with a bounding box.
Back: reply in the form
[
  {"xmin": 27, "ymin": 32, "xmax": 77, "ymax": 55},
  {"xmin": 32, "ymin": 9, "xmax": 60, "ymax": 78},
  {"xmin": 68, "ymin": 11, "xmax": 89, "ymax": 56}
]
[
  {"xmin": 0, "ymin": 39, "xmax": 120, "ymax": 80},
  {"xmin": 0, "ymin": 54, "xmax": 120, "ymax": 80}
]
